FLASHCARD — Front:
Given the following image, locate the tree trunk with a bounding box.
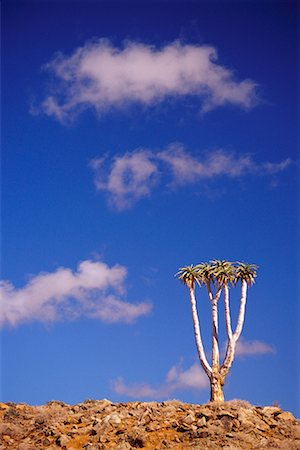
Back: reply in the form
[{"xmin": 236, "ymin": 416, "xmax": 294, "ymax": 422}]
[
  {"xmin": 234, "ymin": 279, "xmax": 248, "ymax": 341},
  {"xmin": 188, "ymin": 287, "xmax": 212, "ymax": 379},
  {"xmin": 210, "ymin": 371, "xmax": 224, "ymax": 402},
  {"xmin": 211, "ymin": 298, "xmax": 219, "ymax": 370},
  {"xmin": 220, "ymin": 280, "xmax": 248, "ymax": 378},
  {"xmin": 223, "ymin": 284, "xmax": 232, "ymax": 340}
]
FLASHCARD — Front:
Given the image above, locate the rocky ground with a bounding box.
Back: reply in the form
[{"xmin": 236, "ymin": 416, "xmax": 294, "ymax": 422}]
[{"xmin": 0, "ymin": 399, "xmax": 299, "ymax": 449}]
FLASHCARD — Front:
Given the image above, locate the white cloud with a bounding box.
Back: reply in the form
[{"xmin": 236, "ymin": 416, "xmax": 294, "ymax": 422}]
[
  {"xmin": 90, "ymin": 150, "xmax": 158, "ymax": 210},
  {"xmin": 159, "ymin": 144, "xmax": 292, "ymax": 182},
  {"xmin": 235, "ymin": 338, "xmax": 276, "ymax": 357},
  {"xmin": 112, "ymin": 362, "xmax": 209, "ymax": 399},
  {"xmin": 38, "ymin": 39, "xmax": 259, "ymax": 121},
  {"xmin": 91, "ymin": 144, "xmax": 291, "ymax": 210},
  {"xmin": 88, "ymin": 295, "xmax": 152, "ymax": 324},
  {"xmin": 0, "ymin": 260, "xmax": 152, "ymax": 327},
  {"xmin": 112, "ymin": 338, "xmax": 275, "ymax": 399}
]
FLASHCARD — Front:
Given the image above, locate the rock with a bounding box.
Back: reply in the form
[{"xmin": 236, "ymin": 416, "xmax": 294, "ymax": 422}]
[
  {"xmin": 83, "ymin": 444, "xmax": 102, "ymax": 450},
  {"xmin": 18, "ymin": 444, "xmax": 36, "ymax": 450},
  {"xmin": 0, "ymin": 404, "xmax": 10, "ymax": 412},
  {"xmin": 145, "ymin": 422, "xmax": 161, "ymax": 432},
  {"xmin": 220, "ymin": 415, "xmax": 233, "ymax": 432},
  {"xmin": 198, "ymin": 430, "xmax": 209, "ymax": 438},
  {"xmin": 277, "ymin": 411, "xmax": 295, "ymax": 422},
  {"xmin": 0, "ymin": 423, "xmax": 22, "ymax": 439},
  {"xmin": 56, "ymin": 434, "xmax": 71, "ymax": 447},
  {"xmin": 182, "ymin": 413, "xmax": 195, "ymax": 424},
  {"xmin": 238, "ymin": 410, "xmax": 255, "ymax": 429},
  {"xmin": 104, "ymin": 412, "xmax": 122, "ymax": 425},
  {"xmin": 261, "ymin": 406, "xmax": 282, "ymax": 416},
  {"xmin": 256, "ymin": 420, "xmax": 270, "ymax": 432},
  {"xmin": 218, "ymin": 411, "xmax": 236, "ymax": 419},
  {"xmin": 0, "ymin": 400, "xmax": 299, "ymax": 450},
  {"xmin": 127, "ymin": 434, "xmax": 145, "ymax": 448},
  {"xmin": 115, "ymin": 443, "xmax": 132, "ymax": 450},
  {"xmin": 34, "ymin": 415, "xmax": 46, "ymax": 425},
  {"xmin": 197, "ymin": 416, "xmax": 206, "ymax": 427}
]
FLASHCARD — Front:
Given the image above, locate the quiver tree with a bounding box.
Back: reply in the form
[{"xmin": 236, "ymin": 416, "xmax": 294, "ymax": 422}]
[{"xmin": 176, "ymin": 260, "xmax": 257, "ymax": 402}]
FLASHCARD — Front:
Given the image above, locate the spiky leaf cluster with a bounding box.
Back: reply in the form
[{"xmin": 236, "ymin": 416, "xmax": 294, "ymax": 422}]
[
  {"xmin": 176, "ymin": 260, "xmax": 258, "ymax": 288},
  {"xmin": 176, "ymin": 265, "xmax": 201, "ymax": 289},
  {"xmin": 235, "ymin": 262, "xmax": 258, "ymax": 286}
]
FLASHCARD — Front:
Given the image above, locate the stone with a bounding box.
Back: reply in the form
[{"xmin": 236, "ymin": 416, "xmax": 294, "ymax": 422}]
[
  {"xmin": 127, "ymin": 434, "xmax": 146, "ymax": 448},
  {"xmin": 0, "ymin": 423, "xmax": 22, "ymax": 439},
  {"xmin": 198, "ymin": 431, "xmax": 209, "ymax": 438},
  {"xmin": 18, "ymin": 444, "xmax": 36, "ymax": 450},
  {"xmin": 197, "ymin": 416, "xmax": 206, "ymax": 427},
  {"xmin": 238, "ymin": 410, "xmax": 255, "ymax": 429},
  {"xmin": 256, "ymin": 420, "xmax": 270, "ymax": 432},
  {"xmin": 1, "ymin": 399, "xmax": 300, "ymax": 450},
  {"xmin": 0, "ymin": 403, "xmax": 9, "ymax": 411},
  {"xmin": 183, "ymin": 413, "xmax": 196, "ymax": 424},
  {"xmin": 261, "ymin": 406, "xmax": 282, "ymax": 416},
  {"xmin": 56, "ymin": 434, "xmax": 71, "ymax": 447},
  {"xmin": 104, "ymin": 412, "xmax": 122, "ymax": 425},
  {"xmin": 220, "ymin": 415, "xmax": 233, "ymax": 432},
  {"xmin": 115, "ymin": 443, "xmax": 132, "ymax": 450},
  {"xmin": 83, "ymin": 444, "xmax": 102, "ymax": 450},
  {"xmin": 277, "ymin": 412, "xmax": 295, "ymax": 422}
]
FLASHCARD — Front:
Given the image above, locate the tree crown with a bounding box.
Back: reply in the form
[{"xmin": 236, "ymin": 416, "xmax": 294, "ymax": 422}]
[
  {"xmin": 176, "ymin": 260, "xmax": 258, "ymax": 287},
  {"xmin": 176, "ymin": 264, "xmax": 202, "ymax": 289},
  {"xmin": 235, "ymin": 262, "xmax": 258, "ymax": 286}
]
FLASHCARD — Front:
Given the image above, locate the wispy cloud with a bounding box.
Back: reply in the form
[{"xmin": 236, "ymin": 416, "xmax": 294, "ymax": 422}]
[
  {"xmin": 91, "ymin": 143, "xmax": 291, "ymax": 210},
  {"xmin": 112, "ymin": 338, "xmax": 275, "ymax": 399},
  {"xmin": 0, "ymin": 260, "xmax": 152, "ymax": 327},
  {"xmin": 112, "ymin": 362, "xmax": 209, "ymax": 399},
  {"xmin": 37, "ymin": 39, "xmax": 259, "ymax": 122},
  {"xmin": 235, "ymin": 338, "xmax": 276, "ymax": 357},
  {"xmin": 90, "ymin": 151, "xmax": 158, "ymax": 210}
]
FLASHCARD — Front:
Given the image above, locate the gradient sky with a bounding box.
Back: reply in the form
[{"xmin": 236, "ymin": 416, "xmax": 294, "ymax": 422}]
[{"xmin": 1, "ymin": 1, "xmax": 299, "ymax": 416}]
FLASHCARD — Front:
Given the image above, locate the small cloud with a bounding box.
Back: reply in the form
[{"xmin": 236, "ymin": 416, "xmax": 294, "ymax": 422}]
[
  {"xmin": 90, "ymin": 144, "xmax": 292, "ymax": 210},
  {"xmin": 235, "ymin": 338, "xmax": 276, "ymax": 357},
  {"xmin": 88, "ymin": 295, "xmax": 152, "ymax": 324},
  {"xmin": 159, "ymin": 145, "xmax": 292, "ymax": 181},
  {"xmin": 90, "ymin": 150, "xmax": 158, "ymax": 210},
  {"xmin": 0, "ymin": 260, "xmax": 152, "ymax": 327},
  {"xmin": 36, "ymin": 39, "xmax": 259, "ymax": 122},
  {"xmin": 112, "ymin": 339, "xmax": 275, "ymax": 400},
  {"xmin": 112, "ymin": 362, "xmax": 209, "ymax": 399},
  {"xmin": 261, "ymin": 158, "xmax": 292, "ymax": 174}
]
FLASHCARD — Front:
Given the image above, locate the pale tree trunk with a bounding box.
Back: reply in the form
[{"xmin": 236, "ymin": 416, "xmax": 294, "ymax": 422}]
[
  {"xmin": 233, "ymin": 279, "xmax": 248, "ymax": 341},
  {"xmin": 211, "ymin": 298, "xmax": 219, "ymax": 371},
  {"xmin": 188, "ymin": 287, "xmax": 212, "ymax": 379},
  {"xmin": 210, "ymin": 291, "xmax": 224, "ymax": 402},
  {"xmin": 223, "ymin": 284, "xmax": 232, "ymax": 340},
  {"xmin": 206, "ymin": 281, "xmax": 222, "ymax": 371},
  {"xmin": 210, "ymin": 372, "xmax": 224, "ymax": 402},
  {"xmin": 221, "ymin": 280, "xmax": 248, "ymax": 379},
  {"xmin": 207, "ymin": 282, "xmax": 224, "ymax": 402}
]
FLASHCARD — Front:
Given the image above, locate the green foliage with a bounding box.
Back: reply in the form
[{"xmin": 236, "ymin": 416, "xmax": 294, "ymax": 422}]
[
  {"xmin": 210, "ymin": 260, "xmax": 236, "ymax": 286},
  {"xmin": 176, "ymin": 260, "xmax": 258, "ymax": 288},
  {"xmin": 176, "ymin": 265, "xmax": 202, "ymax": 289},
  {"xmin": 235, "ymin": 262, "xmax": 258, "ymax": 286}
]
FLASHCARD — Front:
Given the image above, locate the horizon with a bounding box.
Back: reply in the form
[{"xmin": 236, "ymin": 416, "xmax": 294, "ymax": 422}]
[{"xmin": 1, "ymin": 0, "xmax": 299, "ymax": 417}]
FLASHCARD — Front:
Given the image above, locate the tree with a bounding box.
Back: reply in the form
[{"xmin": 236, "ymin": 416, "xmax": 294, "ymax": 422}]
[{"xmin": 176, "ymin": 260, "xmax": 257, "ymax": 402}]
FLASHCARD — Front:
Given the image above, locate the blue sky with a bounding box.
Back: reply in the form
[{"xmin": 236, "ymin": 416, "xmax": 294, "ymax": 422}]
[{"xmin": 1, "ymin": 1, "xmax": 299, "ymax": 416}]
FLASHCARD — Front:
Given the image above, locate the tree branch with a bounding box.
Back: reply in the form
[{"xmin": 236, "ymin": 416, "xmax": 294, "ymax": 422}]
[
  {"xmin": 211, "ymin": 298, "xmax": 220, "ymax": 370},
  {"xmin": 189, "ymin": 287, "xmax": 212, "ymax": 378},
  {"xmin": 233, "ymin": 279, "xmax": 248, "ymax": 341},
  {"xmin": 223, "ymin": 284, "xmax": 233, "ymax": 340},
  {"xmin": 221, "ymin": 279, "xmax": 248, "ymax": 377}
]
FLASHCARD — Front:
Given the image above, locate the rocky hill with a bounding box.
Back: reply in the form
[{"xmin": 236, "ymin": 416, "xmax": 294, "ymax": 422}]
[{"xmin": 0, "ymin": 399, "xmax": 299, "ymax": 449}]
